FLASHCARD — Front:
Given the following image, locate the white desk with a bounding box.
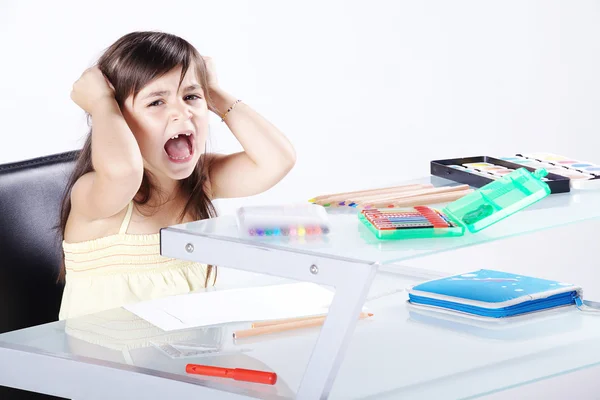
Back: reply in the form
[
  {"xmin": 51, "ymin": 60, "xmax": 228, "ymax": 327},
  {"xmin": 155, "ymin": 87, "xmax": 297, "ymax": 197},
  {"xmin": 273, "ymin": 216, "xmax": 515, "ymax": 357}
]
[{"xmin": 2, "ymin": 176, "xmax": 600, "ymax": 399}]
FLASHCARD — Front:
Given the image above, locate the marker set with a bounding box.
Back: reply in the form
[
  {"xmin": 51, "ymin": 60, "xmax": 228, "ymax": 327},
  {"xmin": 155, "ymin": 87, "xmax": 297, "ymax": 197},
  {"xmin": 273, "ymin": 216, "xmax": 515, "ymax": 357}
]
[
  {"xmin": 247, "ymin": 225, "xmax": 330, "ymax": 237},
  {"xmin": 236, "ymin": 204, "xmax": 331, "ymax": 237},
  {"xmin": 430, "ymin": 156, "xmax": 570, "ymax": 194},
  {"xmin": 502, "ymin": 153, "xmax": 600, "ymax": 190}
]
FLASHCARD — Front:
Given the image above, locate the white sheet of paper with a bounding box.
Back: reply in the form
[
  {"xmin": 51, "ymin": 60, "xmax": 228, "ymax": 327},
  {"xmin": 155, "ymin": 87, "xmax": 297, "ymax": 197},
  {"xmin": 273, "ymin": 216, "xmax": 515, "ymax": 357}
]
[{"xmin": 124, "ymin": 282, "xmax": 336, "ymax": 331}]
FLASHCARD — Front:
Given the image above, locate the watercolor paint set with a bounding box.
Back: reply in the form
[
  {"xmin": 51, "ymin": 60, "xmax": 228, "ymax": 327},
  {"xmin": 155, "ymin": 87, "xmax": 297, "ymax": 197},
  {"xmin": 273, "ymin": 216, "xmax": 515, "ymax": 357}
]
[
  {"xmin": 501, "ymin": 153, "xmax": 600, "ymax": 190},
  {"xmin": 430, "ymin": 156, "xmax": 570, "ymax": 194},
  {"xmin": 236, "ymin": 204, "xmax": 331, "ymax": 237},
  {"xmin": 359, "ymin": 167, "xmax": 551, "ymax": 240}
]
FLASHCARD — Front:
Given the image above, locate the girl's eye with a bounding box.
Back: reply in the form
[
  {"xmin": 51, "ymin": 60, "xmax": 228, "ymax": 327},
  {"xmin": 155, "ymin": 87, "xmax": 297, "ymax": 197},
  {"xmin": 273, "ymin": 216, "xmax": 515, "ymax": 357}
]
[
  {"xmin": 148, "ymin": 100, "xmax": 164, "ymax": 107},
  {"xmin": 185, "ymin": 94, "xmax": 202, "ymax": 101}
]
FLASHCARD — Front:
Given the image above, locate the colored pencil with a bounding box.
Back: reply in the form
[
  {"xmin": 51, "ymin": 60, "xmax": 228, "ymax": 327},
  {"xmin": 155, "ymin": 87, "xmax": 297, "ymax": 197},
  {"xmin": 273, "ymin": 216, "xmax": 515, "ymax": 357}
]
[
  {"xmin": 345, "ymin": 188, "xmax": 434, "ymax": 204},
  {"xmin": 362, "ymin": 189, "xmax": 473, "ymax": 209},
  {"xmin": 318, "ymin": 187, "xmax": 432, "ymax": 206},
  {"xmin": 320, "ymin": 186, "xmax": 436, "ymax": 207},
  {"xmin": 250, "ymin": 311, "xmax": 372, "ymax": 328},
  {"xmin": 353, "ymin": 185, "xmax": 469, "ymax": 205},
  {"xmin": 309, "ymin": 184, "xmax": 433, "ymax": 205},
  {"xmin": 233, "ymin": 312, "xmax": 374, "ymax": 339},
  {"xmin": 310, "ymin": 183, "xmax": 430, "ymax": 202}
]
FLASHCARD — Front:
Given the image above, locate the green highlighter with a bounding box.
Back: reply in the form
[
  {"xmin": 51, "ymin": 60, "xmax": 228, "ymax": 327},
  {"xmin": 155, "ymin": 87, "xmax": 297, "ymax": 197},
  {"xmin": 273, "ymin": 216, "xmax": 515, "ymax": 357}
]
[{"xmin": 358, "ymin": 168, "xmax": 551, "ymax": 240}]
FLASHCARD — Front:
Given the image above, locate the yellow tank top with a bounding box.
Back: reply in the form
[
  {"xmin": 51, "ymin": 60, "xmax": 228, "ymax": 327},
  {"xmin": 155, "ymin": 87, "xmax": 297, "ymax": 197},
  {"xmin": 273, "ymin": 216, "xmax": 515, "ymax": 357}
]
[{"xmin": 59, "ymin": 201, "xmax": 214, "ymax": 320}]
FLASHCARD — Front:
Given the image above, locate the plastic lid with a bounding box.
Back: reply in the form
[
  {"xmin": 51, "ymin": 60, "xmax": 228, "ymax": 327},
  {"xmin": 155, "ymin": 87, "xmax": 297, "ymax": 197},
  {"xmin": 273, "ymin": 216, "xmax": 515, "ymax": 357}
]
[{"xmin": 442, "ymin": 168, "xmax": 551, "ymax": 233}]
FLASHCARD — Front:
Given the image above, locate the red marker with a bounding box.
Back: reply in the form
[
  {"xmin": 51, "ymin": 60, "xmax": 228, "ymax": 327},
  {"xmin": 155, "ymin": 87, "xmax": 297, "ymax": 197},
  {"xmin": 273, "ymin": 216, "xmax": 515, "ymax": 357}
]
[{"xmin": 185, "ymin": 364, "xmax": 277, "ymax": 385}]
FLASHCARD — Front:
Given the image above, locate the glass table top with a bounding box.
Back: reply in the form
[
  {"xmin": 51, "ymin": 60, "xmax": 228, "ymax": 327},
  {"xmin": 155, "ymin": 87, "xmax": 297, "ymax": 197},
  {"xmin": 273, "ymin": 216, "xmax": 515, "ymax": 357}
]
[
  {"xmin": 5, "ymin": 176, "xmax": 600, "ymax": 398},
  {"xmin": 165, "ymin": 176, "xmax": 600, "ymax": 265},
  {"xmin": 2, "ymin": 274, "xmax": 600, "ymax": 399}
]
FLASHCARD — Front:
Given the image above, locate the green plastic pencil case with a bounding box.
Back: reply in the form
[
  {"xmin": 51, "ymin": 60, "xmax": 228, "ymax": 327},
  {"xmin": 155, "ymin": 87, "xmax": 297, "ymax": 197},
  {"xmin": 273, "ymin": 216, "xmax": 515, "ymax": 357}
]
[{"xmin": 358, "ymin": 168, "xmax": 551, "ymax": 240}]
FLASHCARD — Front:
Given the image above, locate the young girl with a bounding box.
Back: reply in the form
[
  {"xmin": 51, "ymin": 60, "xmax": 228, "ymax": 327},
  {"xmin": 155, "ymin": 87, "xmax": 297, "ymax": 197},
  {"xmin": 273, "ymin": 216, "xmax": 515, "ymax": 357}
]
[{"xmin": 58, "ymin": 31, "xmax": 296, "ymax": 320}]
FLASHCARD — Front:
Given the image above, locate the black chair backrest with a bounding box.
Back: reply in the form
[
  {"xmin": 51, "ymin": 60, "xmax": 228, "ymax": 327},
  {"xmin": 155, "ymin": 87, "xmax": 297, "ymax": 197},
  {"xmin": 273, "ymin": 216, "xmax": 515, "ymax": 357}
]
[{"xmin": 0, "ymin": 151, "xmax": 79, "ymax": 333}]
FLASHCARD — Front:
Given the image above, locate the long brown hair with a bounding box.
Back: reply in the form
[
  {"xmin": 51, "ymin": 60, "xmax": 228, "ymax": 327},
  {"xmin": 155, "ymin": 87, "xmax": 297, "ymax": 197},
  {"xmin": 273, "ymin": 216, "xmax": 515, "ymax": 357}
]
[{"xmin": 57, "ymin": 31, "xmax": 217, "ymax": 285}]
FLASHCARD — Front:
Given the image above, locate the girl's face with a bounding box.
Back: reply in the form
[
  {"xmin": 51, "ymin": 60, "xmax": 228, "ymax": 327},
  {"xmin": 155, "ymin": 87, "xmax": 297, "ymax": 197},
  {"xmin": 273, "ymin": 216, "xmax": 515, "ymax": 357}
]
[{"xmin": 121, "ymin": 64, "xmax": 209, "ymax": 182}]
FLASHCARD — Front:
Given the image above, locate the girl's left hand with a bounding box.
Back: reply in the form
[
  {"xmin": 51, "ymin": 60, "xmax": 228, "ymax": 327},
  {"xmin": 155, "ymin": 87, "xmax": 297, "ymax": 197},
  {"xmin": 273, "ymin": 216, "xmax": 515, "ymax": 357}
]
[{"xmin": 202, "ymin": 56, "xmax": 219, "ymax": 90}]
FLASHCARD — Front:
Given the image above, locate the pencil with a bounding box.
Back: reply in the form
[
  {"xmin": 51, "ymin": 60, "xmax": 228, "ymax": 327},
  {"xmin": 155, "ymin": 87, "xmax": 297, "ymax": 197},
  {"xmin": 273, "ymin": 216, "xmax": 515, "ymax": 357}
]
[
  {"xmin": 310, "ymin": 184, "xmax": 427, "ymax": 202},
  {"xmin": 309, "ymin": 184, "xmax": 432, "ymax": 205},
  {"xmin": 233, "ymin": 312, "xmax": 374, "ymax": 339},
  {"xmin": 342, "ymin": 187, "xmax": 433, "ymax": 207},
  {"xmin": 353, "ymin": 185, "xmax": 469, "ymax": 205},
  {"xmin": 320, "ymin": 185, "xmax": 434, "ymax": 207},
  {"xmin": 250, "ymin": 311, "xmax": 372, "ymax": 328},
  {"xmin": 362, "ymin": 189, "xmax": 473, "ymax": 209},
  {"xmin": 315, "ymin": 189, "xmax": 429, "ymax": 206},
  {"xmin": 344, "ymin": 187, "xmax": 433, "ymax": 204},
  {"xmin": 316, "ymin": 185, "xmax": 434, "ymax": 207}
]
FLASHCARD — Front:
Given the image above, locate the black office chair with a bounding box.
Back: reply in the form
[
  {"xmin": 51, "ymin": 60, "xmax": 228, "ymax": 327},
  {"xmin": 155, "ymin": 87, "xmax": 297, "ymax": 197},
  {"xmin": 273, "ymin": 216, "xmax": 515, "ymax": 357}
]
[
  {"xmin": 0, "ymin": 151, "xmax": 80, "ymax": 400},
  {"xmin": 0, "ymin": 151, "xmax": 80, "ymax": 334}
]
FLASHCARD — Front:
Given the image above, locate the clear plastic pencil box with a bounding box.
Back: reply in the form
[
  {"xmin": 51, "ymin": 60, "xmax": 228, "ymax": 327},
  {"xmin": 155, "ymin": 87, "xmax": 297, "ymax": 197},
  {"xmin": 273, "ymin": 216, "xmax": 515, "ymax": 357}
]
[
  {"xmin": 236, "ymin": 204, "xmax": 331, "ymax": 237},
  {"xmin": 358, "ymin": 168, "xmax": 551, "ymax": 240}
]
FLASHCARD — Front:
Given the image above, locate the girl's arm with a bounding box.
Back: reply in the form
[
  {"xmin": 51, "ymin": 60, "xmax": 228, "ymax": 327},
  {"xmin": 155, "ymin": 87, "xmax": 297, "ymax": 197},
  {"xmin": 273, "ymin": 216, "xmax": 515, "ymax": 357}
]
[
  {"xmin": 204, "ymin": 59, "xmax": 296, "ymax": 199},
  {"xmin": 70, "ymin": 67, "xmax": 144, "ymax": 220}
]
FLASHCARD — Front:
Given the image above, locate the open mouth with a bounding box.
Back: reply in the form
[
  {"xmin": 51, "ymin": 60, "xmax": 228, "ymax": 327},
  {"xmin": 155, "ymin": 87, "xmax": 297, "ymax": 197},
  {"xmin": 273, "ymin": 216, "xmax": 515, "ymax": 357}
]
[{"xmin": 164, "ymin": 130, "xmax": 195, "ymax": 163}]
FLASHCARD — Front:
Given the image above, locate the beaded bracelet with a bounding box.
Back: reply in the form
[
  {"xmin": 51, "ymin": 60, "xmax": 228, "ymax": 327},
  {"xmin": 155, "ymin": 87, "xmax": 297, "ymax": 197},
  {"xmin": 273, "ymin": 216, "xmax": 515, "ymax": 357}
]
[{"xmin": 221, "ymin": 99, "xmax": 242, "ymax": 122}]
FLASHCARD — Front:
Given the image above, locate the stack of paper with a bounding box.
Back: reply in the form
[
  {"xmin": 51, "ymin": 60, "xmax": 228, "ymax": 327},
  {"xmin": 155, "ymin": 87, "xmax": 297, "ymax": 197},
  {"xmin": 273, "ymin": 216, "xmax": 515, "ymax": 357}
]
[{"xmin": 124, "ymin": 282, "xmax": 336, "ymax": 331}]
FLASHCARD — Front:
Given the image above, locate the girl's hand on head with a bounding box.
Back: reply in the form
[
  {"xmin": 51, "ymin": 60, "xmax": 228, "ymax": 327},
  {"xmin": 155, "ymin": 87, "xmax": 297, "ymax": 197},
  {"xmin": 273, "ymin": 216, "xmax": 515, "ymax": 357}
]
[
  {"xmin": 202, "ymin": 56, "xmax": 219, "ymax": 90},
  {"xmin": 202, "ymin": 56, "xmax": 235, "ymax": 117},
  {"xmin": 71, "ymin": 66, "xmax": 116, "ymax": 115}
]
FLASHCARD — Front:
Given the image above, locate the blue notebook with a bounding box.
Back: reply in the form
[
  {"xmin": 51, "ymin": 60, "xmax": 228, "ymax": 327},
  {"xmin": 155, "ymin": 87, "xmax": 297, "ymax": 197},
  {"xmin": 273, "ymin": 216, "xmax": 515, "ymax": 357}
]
[{"xmin": 407, "ymin": 269, "xmax": 583, "ymax": 318}]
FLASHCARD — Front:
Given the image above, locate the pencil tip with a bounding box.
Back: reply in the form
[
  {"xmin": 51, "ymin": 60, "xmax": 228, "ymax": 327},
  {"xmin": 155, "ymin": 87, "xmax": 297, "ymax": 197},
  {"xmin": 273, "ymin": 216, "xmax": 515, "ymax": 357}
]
[
  {"xmin": 308, "ymin": 198, "xmax": 315, "ymax": 203},
  {"xmin": 368, "ymin": 313, "xmax": 374, "ymax": 317}
]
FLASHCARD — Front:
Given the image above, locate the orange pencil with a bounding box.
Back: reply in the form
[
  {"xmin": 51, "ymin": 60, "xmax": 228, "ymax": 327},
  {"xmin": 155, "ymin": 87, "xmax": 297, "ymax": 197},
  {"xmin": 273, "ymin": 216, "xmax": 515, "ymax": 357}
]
[
  {"xmin": 251, "ymin": 311, "xmax": 371, "ymax": 328},
  {"xmin": 234, "ymin": 312, "xmax": 374, "ymax": 339}
]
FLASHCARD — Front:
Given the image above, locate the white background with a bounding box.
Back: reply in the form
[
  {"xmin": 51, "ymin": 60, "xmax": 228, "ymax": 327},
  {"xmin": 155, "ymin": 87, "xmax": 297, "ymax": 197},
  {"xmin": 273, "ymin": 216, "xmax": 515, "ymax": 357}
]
[
  {"xmin": 2, "ymin": 1, "xmax": 600, "ymax": 397},
  {"xmin": 2, "ymin": 0, "xmax": 599, "ymax": 213}
]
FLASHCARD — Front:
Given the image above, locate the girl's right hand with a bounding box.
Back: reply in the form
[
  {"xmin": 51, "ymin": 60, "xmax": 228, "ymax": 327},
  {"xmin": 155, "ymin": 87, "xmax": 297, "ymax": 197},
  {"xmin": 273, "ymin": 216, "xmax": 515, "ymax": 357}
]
[{"xmin": 70, "ymin": 66, "xmax": 116, "ymax": 114}]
